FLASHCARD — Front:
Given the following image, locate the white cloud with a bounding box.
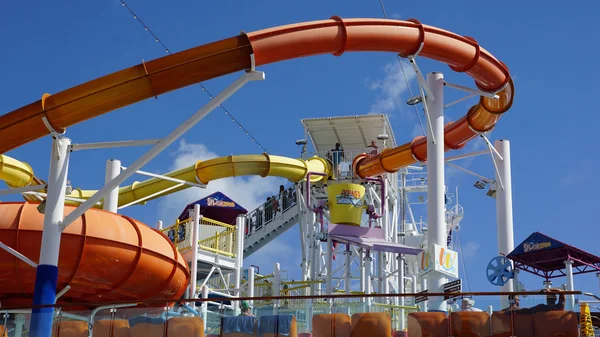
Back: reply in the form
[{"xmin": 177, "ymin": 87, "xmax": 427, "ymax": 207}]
[
  {"xmin": 559, "ymin": 160, "xmax": 592, "ymax": 187},
  {"xmin": 367, "ymin": 60, "xmax": 416, "ymax": 116},
  {"xmin": 157, "ymin": 139, "xmax": 286, "ymax": 221},
  {"xmin": 461, "ymin": 241, "xmax": 481, "ymax": 260}
]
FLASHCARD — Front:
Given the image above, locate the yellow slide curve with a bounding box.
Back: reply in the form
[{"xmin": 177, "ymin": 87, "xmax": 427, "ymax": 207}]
[{"xmin": 0, "ymin": 154, "xmax": 330, "ymax": 207}]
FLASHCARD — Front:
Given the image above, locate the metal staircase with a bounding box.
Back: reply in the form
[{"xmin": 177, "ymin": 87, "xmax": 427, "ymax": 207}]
[{"xmin": 243, "ymin": 185, "xmax": 300, "ymax": 257}]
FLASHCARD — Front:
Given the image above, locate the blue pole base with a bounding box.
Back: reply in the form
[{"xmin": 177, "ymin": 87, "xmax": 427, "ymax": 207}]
[{"xmin": 29, "ymin": 265, "xmax": 58, "ymax": 337}]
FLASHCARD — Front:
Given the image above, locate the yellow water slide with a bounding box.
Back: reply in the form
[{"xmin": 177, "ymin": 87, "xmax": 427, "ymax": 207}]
[{"xmin": 0, "ymin": 153, "xmax": 330, "ymax": 207}]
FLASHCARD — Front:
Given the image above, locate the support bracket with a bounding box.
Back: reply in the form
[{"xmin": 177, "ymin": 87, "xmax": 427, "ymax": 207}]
[
  {"xmin": 481, "ymin": 135, "xmax": 505, "ymax": 191},
  {"xmin": 70, "ymin": 139, "xmax": 161, "ymax": 151},
  {"xmin": 0, "ymin": 184, "xmax": 47, "ymax": 197},
  {"xmin": 0, "ymin": 240, "xmax": 38, "ymax": 268},
  {"xmin": 59, "ymin": 70, "xmax": 265, "ymax": 230},
  {"xmin": 444, "ymin": 81, "xmax": 499, "ymax": 99}
]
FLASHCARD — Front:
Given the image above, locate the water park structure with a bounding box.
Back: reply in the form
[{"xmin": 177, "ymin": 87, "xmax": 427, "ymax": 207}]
[{"xmin": 0, "ymin": 13, "xmax": 595, "ymax": 337}]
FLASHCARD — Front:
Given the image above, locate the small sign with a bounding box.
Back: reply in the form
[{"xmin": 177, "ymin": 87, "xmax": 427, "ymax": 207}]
[
  {"xmin": 443, "ymin": 279, "xmax": 462, "ymax": 300},
  {"xmin": 415, "ymin": 290, "xmax": 428, "ymax": 304}
]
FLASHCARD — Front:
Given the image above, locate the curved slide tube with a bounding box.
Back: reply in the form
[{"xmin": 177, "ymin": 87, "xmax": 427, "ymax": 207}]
[
  {"xmin": 113, "ymin": 154, "xmax": 330, "ymax": 206},
  {"xmin": 0, "ymin": 153, "xmax": 330, "ymax": 207},
  {"xmin": 0, "ymin": 18, "xmax": 513, "ymax": 180},
  {"xmin": 0, "ymin": 202, "xmax": 190, "ymax": 307}
]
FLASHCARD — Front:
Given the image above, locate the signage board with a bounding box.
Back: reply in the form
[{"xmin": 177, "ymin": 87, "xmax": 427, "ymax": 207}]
[
  {"xmin": 418, "ymin": 244, "xmax": 459, "ymax": 278},
  {"xmin": 443, "ymin": 279, "xmax": 462, "ymax": 300},
  {"xmin": 415, "ymin": 290, "xmax": 428, "ymax": 304}
]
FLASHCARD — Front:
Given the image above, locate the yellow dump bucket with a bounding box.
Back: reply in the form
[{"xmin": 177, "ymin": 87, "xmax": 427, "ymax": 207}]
[{"xmin": 327, "ymin": 183, "xmax": 365, "ymax": 226}]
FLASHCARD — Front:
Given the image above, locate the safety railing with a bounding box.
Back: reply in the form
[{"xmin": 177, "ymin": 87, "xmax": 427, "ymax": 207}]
[
  {"xmin": 246, "ymin": 184, "xmax": 298, "ymax": 237},
  {"xmin": 161, "ymin": 216, "xmax": 237, "ymax": 257},
  {"xmin": 0, "ymin": 291, "xmax": 583, "ymax": 337},
  {"xmin": 309, "ymin": 148, "xmax": 380, "ymax": 180}
]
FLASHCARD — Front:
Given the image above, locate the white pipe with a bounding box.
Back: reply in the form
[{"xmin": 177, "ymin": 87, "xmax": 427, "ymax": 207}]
[
  {"xmin": 565, "ymin": 260, "xmax": 575, "ymax": 310},
  {"xmin": 494, "ymin": 139, "xmax": 515, "ymax": 309},
  {"xmin": 0, "ymin": 184, "xmax": 46, "ymax": 197},
  {"xmin": 360, "ymin": 249, "xmax": 365, "ymax": 293},
  {"xmin": 69, "ymin": 139, "xmax": 161, "ymax": 151},
  {"xmin": 425, "ymin": 72, "xmax": 447, "ymax": 311},
  {"xmin": 399, "ymin": 256, "xmax": 406, "ymax": 330},
  {"xmin": 248, "ymin": 266, "xmax": 255, "ymax": 307},
  {"xmin": 273, "ymin": 263, "xmax": 281, "ymax": 315},
  {"xmin": 61, "ymin": 71, "xmax": 265, "ymax": 229},
  {"xmin": 0, "ymin": 240, "xmax": 38, "ymax": 268},
  {"xmin": 201, "ymin": 286, "xmax": 209, "ymax": 328},
  {"xmin": 56, "ymin": 285, "xmax": 71, "ymax": 300},
  {"xmin": 365, "ymin": 251, "xmax": 372, "ymax": 310},
  {"xmin": 14, "ymin": 314, "xmax": 25, "ymax": 337},
  {"xmin": 30, "ymin": 136, "xmax": 71, "ymax": 337},
  {"xmin": 234, "ymin": 215, "xmax": 245, "ymax": 315},
  {"xmin": 345, "ymin": 249, "xmax": 351, "ymax": 295},
  {"xmin": 103, "ymin": 159, "xmax": 121, "ymax": 212},
  {"xmin": 326, "ymin": 236, "xmax": 333, "ymax": 294},
  {"xmin": 189, "ymin": 205, "xmax": 201, "ymax": 308}
]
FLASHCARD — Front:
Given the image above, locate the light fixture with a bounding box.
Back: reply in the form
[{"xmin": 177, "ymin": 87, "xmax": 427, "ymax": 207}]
[
  {"xmin": 473, "ymin": 180, "xmax": 486, "ymax": 189},
  {"xmin": 406, "ymin": 95, "xmax": 425, "ymax": 106},
  {"xmin": 486, "ymin": 180, "xmax": 497, "ymax": 199},
  {"xmin": 37, "ymin": 199, "xmax": 47, "ymax": 214}
]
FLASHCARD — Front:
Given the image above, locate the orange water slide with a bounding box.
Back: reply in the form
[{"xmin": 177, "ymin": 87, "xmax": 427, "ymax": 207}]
[
  {"xmin": 0, "ymin": 202, "xmax": 190, "ymax": 307},
  {"xmin": 0, "ymin": 18, "xmax": 513, "ymax": 175}
]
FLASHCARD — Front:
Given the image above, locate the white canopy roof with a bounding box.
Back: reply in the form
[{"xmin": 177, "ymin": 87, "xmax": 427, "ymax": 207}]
[{"xmin": 300, "ymin": 114, "xmax": 396, "ymax": 152}]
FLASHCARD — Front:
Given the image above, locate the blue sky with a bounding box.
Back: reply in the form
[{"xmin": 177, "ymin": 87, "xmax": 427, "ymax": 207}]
[{"xmin": 1, "ymin": 0, "xmax": 600, "ymax": 303}]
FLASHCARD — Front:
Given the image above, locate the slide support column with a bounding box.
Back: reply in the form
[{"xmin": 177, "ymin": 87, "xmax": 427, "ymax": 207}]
[
  {"xmin": 103, "ymin": 159, "xmax": 121, "ymax": 212},
  {"xmin": 425, "ymin": 72, "xmax": 448, "ymax": 311},
  {"xmin": 495, "ymin": 139, "xmax": 515, "ymax": 309},
  {"xmin": 30, "ymin": 136, "xmax": 72, "ymax": 337}
]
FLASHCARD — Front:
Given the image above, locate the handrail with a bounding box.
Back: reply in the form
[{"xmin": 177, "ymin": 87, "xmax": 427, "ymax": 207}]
[
  {"xmin": 161, "ymin": 215, "xmax": 237, "ymax": 257},
  {"xmin": 0, "ymin": 291, "xmax": 584, "ymax": 311}
]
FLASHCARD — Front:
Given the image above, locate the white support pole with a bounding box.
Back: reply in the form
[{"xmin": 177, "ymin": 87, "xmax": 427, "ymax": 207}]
[
  {"xmin": 61, "ymin": 71, "xmax": 265, "ymax": 229},
  {"xmin": 326, "ymin": 236, "xmax": 333, "ymax": 294},
  {"xmin": 425, "ymin": 72, "xmax": 447, "ymax": 311},
  {"xmin": 14, "ymin": 314, "xmax": 25, "ymax": 337},
  {"xmin": 365, "ymin": 251, "xmax": 372, "ymax": 310},
  {"xmin": 382, "ymin": 185, "xmax": 389, "ymax": 298},
  {"xmin": 248, "ymin": 267, "xmax": 255, "ymax": 307},
  {"xmin": 398, "ymin": 256, "xmax": 406, "ymax": 330},
  {"xmin": 421, "ymin": 277, "xmax": 428, "ymax": 312},
  {"xmin": 189, "ymin": 206, "xmax": 201, "ymax": 308},
  {"xmin": 103, "ymin": 159, "xmax": 121, "ymax": 213},
  {"xmin": 273, "ymin": 263, "xmax": 281, "ymax": 315},
  {"xmin": 30, "ymin": 136, "xmax": 71, "ymax": 337},
  {"xmin": 565, "ymin": 260, "xmax": 575, "ymax": 311},
  {"xmin": 157, "ymin": 220, "xmax": 163, "ymax": 230},
  {"xmin": 494, "ymin": 139, "xmax": 514, "ymax": 309},
  {"xmin": 234, "ymin": 215, "xmax": 245, "ymax": 316},
  {"xmin": 360, "ymin": 249, "xmax": 365, "ymax": 294},
  {"xmin": 344, "ymin": 248, "xmax": 351, "ymax": 295},
  {"xmin": 201, "ymin": 286, "xmax": 209, "ymax": 329}
]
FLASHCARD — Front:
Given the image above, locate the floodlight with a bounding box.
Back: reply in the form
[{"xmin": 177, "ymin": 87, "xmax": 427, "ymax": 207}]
[
  {"xmin": 406, "ymin": 96, "xmax": 425, "ymax": 106},
  {"xmin": 37, "ymin": 199, "xmax": 47, "ymax": 214},
  {"xmin": 473, "ymin": 180, "xmax": 486, "ymax": 189}
]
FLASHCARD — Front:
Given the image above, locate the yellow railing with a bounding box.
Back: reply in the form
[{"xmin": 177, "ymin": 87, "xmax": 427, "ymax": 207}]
[{"xmin": 161, "ymin": 216, "xmax": 237, "ymax": 257}]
